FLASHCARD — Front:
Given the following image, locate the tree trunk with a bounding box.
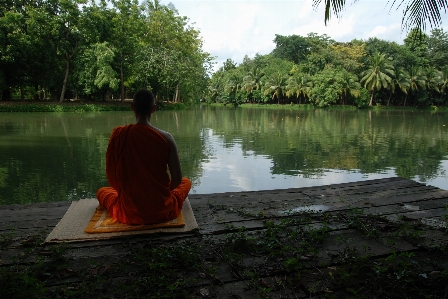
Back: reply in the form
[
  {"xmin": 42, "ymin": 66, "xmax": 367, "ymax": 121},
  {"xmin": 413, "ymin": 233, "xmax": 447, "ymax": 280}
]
[
  {"xmin": 403, "ymin": 94, "xmax": 408, "ymax": 106},
  {"xmin": 60, "ymin": 54, "xmax": 70, "ymax": 103},
  {"xmin": 387, "ymin": 93, "xmax": 392, "ymax": 106},
  {"xmin": 120, "ymin": 52, "xmax": 125, "ymax": 103},
  {"xmin": 20, "ymin": 85, "xmax": 24, "ymax": 101},
  {"xmin": 34, "ymin": 83, "xmax": 39, "ymax": 101},
  {"xmin": 369, "ymin": 90, "xmax": 375, "ymax": 106},
  {"xmin": 173, "ymin": 83, "xmax": 180, "ymax": 102}
]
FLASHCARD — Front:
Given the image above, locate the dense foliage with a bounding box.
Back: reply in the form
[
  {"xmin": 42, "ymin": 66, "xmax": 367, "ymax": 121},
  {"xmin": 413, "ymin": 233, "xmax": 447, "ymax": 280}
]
[
  {"xmin": 206, "ymin": 30, "xmax": 448, "ymax": 107},
  {"xmin": 0, "ymin": 0, "xmax": 213, "ymax": 103}
]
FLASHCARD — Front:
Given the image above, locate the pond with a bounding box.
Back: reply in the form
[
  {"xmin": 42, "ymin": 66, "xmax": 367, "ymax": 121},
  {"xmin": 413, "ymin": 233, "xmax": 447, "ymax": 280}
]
[{"xmin": 0, "ymin": 106, "xmax": 447, "ymax": 205}]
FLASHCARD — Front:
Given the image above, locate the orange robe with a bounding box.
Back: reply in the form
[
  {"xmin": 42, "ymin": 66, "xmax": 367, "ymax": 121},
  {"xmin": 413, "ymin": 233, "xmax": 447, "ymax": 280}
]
[{"xmin": 96, "ymin": 124, "xmax": 192, "ymax": 225}]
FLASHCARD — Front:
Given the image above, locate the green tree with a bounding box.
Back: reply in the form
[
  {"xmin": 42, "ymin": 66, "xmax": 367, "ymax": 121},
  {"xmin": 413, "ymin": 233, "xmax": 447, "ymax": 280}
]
[
  {"xmin": 404, "ymin": 28, "xmax": 430, "ymax": 67},
  {"xmin": 340, "ymin": 70, "xmax": 361, "ymax": 105},
  {"xmin": 406, "ymin": 66, "xmax": 425, "ymax": 106},
  {"xmin": 422, "ymin": 66, "xmax": 442, "ymax": 105},
  {"xmin": 264, "ymin": 72, "xmax": 287, "ymax": 104},
  {"xmin": 300, "ymin": 33, "xmax": 336, "ymax": 75},
  {"xmin": 225, "ymin": 73, "xmax": 242, "ymax": 105},
  {"xmin": 286, "ymin": 73, "xmax": 313, "ymax": 104},
  {"xmin": 271, "ymin": 34, "xmax": 310, "ymax": 64},
  {"xmin": 0, "ymin": 9, "xmax": 30, "ymax": 100},
  {"xmin": 221, "ymin": 58, "xmax": 237, "ymax": 72},
  {"xmin": 77, "ymin": 42, "xmax": 119, "ymax": 99},
  {"xmin": 137, "ymin": 0, "xmax": 211, "ymax": 102},
  {"xmin": 330, "ymin": 41, "xmax": 366, "ymax": 72},
  {"xmin": 242, "ymin": 68, "xmax": 264, "ymax": 102},
  {"xmin": 389, "ymin": 67, "xmax": 410, "ymax": 106},
  {"xmin": 111, "ymin": 0, "xmax": 143, "ymax": 102},
  {"xmin": 427, "ymin": 28, "xmax": 448, "ymax": 68},
  {"xmin": 54, "ymin": 0, "xmax": 87, "ymax": 103},
  {"xmin": 361, "ymin": 52, "xmax": 395, "ymax": 106},
  {"xmin": 207, "ymin": 71, "xmax": 225, "ymax": 103},
  {"xmin": 309, "ymin": 67, "xmax": 344, "ymax": 107},
  {"xmin": 440, "ymin": 67, "xmax": 448, "ymax": 94}
]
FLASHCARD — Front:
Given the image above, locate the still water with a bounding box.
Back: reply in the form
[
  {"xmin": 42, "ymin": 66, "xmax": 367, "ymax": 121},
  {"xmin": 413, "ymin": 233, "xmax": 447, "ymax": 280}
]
[{"xmin": 0, "ymin": 106, "xmax": 447, "ymax": 205}]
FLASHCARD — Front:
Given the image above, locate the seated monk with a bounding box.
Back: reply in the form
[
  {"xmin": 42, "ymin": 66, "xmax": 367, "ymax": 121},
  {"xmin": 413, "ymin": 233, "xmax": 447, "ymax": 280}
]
[{"xmin": 96, "ymin": 89, "xmax": 192, "ymax": 225}]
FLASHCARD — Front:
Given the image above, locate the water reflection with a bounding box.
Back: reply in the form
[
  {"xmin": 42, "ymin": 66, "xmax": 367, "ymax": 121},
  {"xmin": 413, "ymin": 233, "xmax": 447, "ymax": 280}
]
[
  {"xmin": 0, "ymin": 107, "xmax": 447, "ymax": 205},
  {"xmin": 191, "ymin": 133, "xmax": 398, "ymax": 194}
]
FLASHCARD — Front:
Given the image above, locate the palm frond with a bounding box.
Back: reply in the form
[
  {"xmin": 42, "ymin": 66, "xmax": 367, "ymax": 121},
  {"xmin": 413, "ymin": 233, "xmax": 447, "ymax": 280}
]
[{"xmin": 317, "ymin": 0, "xmax": 447, "ymax": 32}]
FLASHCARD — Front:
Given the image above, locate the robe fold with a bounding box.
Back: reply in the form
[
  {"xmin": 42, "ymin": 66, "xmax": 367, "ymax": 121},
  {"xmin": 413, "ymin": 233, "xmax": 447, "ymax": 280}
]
[{"xmin": 96, "ymin": 124, "xmax": 191, "ymax": 225}]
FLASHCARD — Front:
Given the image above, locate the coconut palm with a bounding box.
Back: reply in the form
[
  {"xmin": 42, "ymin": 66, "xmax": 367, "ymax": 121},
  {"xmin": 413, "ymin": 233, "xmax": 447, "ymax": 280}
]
[
  {"xmin": 438, "ymin": 67, "xmax": 448, "ymax": 104},
  {"xmin": 440, "ymin": 67, "xmax": 448, "ymax": 93},
  {"xmin": 340, "ymin": 71, "xmax": 361, "ymax": 105},
  {"xmin": 286, "ymin": 74, "xmax": 313, "ymax": 103},
  {"xmin": 242, "ymin": 68, "xmax": 264, "ymax": 93},
  {"xmin": 242, "ymin": 68, "xmax": 264, "ymax": 102},
  {"xmin": 225, "ymin": 74, "xmax": 241, "ymax": 105},
  {"xmin": 264, "ymin": 72, "xmax": 288, "ymax": 104},
  {"xmin": 423, "ymin": 66, "xmax": 442, "ymax": 92},
  {"xmin": 406, "ymin": 66, "xmax": 426, "ymax": 106},
  {"xmin": 388, "ymin": 67, "xmax": 410, "ymax": 106},
  {"xmin": 314, "ymin": 0, "xmax": 447, "ymax": 32},
  {"xmin": 207, "ymin": 71, "xmax": 226, "ymax": 102},
  {"xmin": 423, "ymin": 66, "xmax": 442, "ymax": 104},
  {"xmin": 360, "ymin": 52, "xmax": 395, "ymax": 106}
]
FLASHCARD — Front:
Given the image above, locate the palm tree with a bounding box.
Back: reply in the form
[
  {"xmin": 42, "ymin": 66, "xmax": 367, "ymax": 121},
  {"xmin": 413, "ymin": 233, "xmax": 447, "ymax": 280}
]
[
  {"xmin": 315, "ymin": 0, "xmax": 447, "ymax": 32},
  {"xmin": 264, "ymin": 72, "xmax": 287, "ymax": 104},
  {"xmin": 242, "ymin": 68, "xmax": 264, "ymax": 102},
  {"xmin": 423, "ymin": 66, "xmax": 442, "ymax": 91},
  {"xmin": 438, "ymin": 67, "xmax": 448, "ymax": 105},
  {"xmin": 225, "ymin": 74, "xmax": 241, "ymax": 105},
  {"xmin": 286, "ymin": 74, "xmax": 313, "ymax": 104},
  {"xmin": 360, "ymin": 52, "xmax": 395, "ymax": 106},
  {"xmin": 440, "ymin": 67, "xmax": 448, "ymax": 93},
  {"xmin": 406, "ymin": 66, "xmax": 425, "ymax": 106},
  {"xmin": 389, "ymin": 67, "xmax": 410, "ymax": 106},
  {"xmin": 340, "ymin": 71, "xmax": 361, "ymax": 105},
  {"xmin": 423, "ymin": 66, "xmax": 442, "ymax": 104},
  {"xmin": 208, "ymin": 74, "xmax": 224, "ymax": 103}
]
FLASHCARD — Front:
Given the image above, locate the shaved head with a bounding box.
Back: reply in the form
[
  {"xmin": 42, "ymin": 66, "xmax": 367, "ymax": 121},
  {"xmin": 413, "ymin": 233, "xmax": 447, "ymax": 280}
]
[{"xmin": 133, "ymin": 89, "xmax": 155, "ymax": 115}]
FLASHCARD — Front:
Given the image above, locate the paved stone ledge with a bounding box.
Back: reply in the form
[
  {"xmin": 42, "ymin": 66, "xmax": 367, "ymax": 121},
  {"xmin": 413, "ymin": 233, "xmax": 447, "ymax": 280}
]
[{"xmin": 1, "ymin": 177, "xmax": 447, "ymax": 298}]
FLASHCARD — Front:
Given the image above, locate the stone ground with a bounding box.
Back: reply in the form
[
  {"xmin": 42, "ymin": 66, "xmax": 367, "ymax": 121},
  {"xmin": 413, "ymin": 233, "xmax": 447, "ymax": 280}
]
[{"xmin": 1, "ymin": 177, "xmax": 448, "ymax": 298}]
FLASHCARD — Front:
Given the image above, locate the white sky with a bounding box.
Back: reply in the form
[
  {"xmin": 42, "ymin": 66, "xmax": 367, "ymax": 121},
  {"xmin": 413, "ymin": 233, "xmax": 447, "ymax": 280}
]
[{"xmin": 168, "ymin": 0, "xmax": 448, "ymax": 71}]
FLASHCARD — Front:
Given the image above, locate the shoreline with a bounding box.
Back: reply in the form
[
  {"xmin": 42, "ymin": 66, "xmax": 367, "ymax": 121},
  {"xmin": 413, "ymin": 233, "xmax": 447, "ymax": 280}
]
[{"xmin": 1, "ymin": 101, "xmax": 447, "ymax": 113}]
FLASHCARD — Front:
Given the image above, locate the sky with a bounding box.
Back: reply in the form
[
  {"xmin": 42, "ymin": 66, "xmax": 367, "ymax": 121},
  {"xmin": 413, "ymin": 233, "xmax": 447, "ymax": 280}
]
[{"xmin": 168, "ymin": 0, "xmax": 448, "ymax": 71}]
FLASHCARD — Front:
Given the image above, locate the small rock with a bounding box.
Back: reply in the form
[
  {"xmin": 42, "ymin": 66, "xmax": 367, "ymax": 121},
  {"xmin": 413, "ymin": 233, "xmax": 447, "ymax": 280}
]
[{"xmin": 199, "ymin": 288, "xmax": 209, "ymax": 297}]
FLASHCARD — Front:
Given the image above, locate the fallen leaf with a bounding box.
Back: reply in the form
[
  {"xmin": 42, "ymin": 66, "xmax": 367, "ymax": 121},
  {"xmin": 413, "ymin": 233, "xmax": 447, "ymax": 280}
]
[
  {"xmin": 92, "ymin": 265, "xmax": 101, "ymax": 275},
  {"xmin": 100, "ymin": 265, "xmax": 111, "ymax": 275}
]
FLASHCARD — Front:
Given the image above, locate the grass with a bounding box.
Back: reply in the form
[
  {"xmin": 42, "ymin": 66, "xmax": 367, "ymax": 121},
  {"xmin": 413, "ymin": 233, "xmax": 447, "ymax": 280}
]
[
  {"xmin": 0, "ymin": 101, "xmax": 190, "ymax": 113},
  {"xmin": 209, "ymin": 102, "xmax": 448, "ymax": 111},
  {"xmin": 1, "ymin": 208, "xmax": 447, "ymax": 298}
]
